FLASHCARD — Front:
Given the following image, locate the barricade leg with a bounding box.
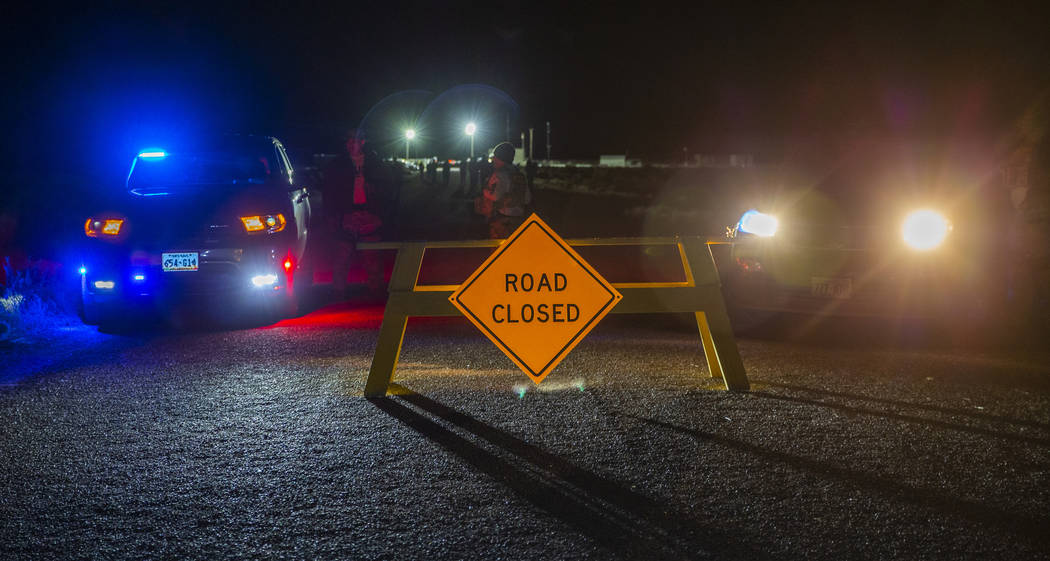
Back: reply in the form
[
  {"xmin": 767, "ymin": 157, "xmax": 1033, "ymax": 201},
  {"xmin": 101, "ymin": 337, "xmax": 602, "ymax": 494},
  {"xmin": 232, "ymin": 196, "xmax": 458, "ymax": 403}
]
[
  {"xmin": 695, "ymin": 312, "xmax": 722, "ymax": 380},
  {"xmin": 696, "ymin": 296, "xmax": 750, "ymax": 391},
  {"xmin": 681, "ymin": 239, "xmax": 750, "ymax": 392},
  {"xmin": 364, "ymin": 310, "xmax": 409, "ymax": 397},
  {"xmin": 363, "ymin": 243, "xmax": 426, "ymax": 397}
]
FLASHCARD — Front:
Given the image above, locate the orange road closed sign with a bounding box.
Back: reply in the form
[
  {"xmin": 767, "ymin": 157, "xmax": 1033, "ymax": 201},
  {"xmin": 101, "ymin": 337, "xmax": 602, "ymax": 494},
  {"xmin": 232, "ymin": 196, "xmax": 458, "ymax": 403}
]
[{"xmin": 449, "ymin": 214, "xmax": 622, "ymax": 384}]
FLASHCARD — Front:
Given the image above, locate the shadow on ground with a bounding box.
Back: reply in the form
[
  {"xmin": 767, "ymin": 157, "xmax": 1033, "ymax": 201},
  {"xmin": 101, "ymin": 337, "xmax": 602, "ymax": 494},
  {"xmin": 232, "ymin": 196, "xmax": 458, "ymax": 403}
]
[{"xmin": 370, "ymin": 384, "xmax": 774, "ymax": 561}]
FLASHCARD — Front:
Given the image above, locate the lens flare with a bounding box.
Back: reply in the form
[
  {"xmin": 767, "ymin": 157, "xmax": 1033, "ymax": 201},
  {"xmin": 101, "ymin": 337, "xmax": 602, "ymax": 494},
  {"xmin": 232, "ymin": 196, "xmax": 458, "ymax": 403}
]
[{"xmin": 901, "ymin": 209, "xmax": 951, "ymax": 251}]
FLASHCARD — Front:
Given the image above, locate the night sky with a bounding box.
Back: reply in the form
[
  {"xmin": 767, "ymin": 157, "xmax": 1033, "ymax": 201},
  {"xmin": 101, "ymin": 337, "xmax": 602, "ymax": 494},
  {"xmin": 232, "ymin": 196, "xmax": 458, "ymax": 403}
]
[{"xmin": 5, "ymin": 1, "xmax": 1050, "ymax": 184}]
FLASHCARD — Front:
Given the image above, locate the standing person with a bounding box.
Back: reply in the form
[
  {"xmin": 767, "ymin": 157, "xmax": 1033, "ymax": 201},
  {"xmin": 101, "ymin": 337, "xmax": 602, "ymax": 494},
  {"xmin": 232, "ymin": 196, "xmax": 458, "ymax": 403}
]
[
  {"xmin": 479, "ymin": 155, "xmax": 493, "ymax": 187},
  {"xmin": 458, "ymin": 157, "xmax": 469, "ymax": 195},
  {"xmin": 1015, "ymin": 135, "xmax": 1050, "ymax": 331},
  {"xmin": 322, "ymin": 129, "xmax": 389, "ymax": 299},
  {"xmin": 479, "ymin": 142, "xmax": 530, "ymax": 238},
  {"xmin": 468, "ymin": 157, "xmax": 479, "ymax": 195},
  {"xmin": 442, "ymin": 159, "xmax": 451, "ymax": 188},
  {"xmin": 427, "ymin": 157, "xmax": 438, "ymax": 184}
]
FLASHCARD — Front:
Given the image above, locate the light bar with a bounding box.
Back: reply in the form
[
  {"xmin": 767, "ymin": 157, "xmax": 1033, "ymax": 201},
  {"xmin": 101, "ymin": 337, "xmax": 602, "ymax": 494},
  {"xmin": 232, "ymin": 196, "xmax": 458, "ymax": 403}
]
[
  {"xmin": 137, "ymin": 150, "xmax": 167, "ymax": 159},
  {"xmin": 94, "ymin": 280, "xmax": 115, "ymax": 290}
]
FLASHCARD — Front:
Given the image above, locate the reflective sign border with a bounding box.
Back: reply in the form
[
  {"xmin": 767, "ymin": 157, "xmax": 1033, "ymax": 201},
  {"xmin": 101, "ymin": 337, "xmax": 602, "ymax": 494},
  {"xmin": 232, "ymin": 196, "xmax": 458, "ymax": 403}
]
[{"xmin": 448, "ymin": 215, "xmax": 622, "ymax": 383}]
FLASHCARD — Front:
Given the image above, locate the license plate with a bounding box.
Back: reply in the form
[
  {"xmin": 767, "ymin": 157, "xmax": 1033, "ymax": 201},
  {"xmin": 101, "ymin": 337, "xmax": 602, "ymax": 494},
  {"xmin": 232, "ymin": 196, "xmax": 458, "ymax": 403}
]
[
  {"xmin": 162, "ymin": 252, "xmax": 199, "ymax": 272},
  {"xmin": 811, "ymin": 276, "xmax": 852, "ymax": 299}
]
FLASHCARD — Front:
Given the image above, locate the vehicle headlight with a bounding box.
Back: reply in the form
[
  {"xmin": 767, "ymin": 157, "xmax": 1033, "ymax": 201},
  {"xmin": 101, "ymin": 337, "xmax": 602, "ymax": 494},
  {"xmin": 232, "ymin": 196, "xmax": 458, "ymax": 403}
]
[
  {"xmin": 737, "ymin": 210, "xmax": 778, "ymax": 238},
  {"xmin": 84, "ymin": 218, "xmax": 125, "ymax": 237},
  {"xmin": 240, "ymin": 214, "xmax": 286, "ymax": 234},
  {"xmin": 901, "ymin": 209, "xmax": 951, "ymax": 251},
  {"xmin": 251, "ymin": 273, "xmax": 279, "ymax": 287}
]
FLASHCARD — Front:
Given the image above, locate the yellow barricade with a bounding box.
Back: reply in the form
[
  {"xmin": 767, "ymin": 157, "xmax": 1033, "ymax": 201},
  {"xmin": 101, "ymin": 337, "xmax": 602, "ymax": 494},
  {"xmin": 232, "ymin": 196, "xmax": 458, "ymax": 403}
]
[{"xmin": 357, "ymin": 236, "xmax": 749, "ymax": 396}]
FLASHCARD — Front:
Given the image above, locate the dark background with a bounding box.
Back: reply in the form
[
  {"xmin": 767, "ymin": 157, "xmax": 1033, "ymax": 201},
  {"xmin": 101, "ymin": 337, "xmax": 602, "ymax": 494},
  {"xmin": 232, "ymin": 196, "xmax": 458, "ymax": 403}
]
[{"xmin": 2, "ymin": 1, "xmax": 1049, "ymax": 255}]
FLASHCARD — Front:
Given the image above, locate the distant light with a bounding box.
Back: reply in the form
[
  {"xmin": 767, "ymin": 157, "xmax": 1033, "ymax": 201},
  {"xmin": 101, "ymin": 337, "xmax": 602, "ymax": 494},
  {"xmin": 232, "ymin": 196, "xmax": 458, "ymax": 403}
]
[
  {"xmin": 78, "ymin": 266, "xmax": 87, "ymax": 275},
  {"xmin": 94, "ymin": 280, "xmax": 115, "ymax": 290},
  {"xmin": 738, "ymin": 210, "xmax": 779, "ymax": 237},
  {"xmin": 251, "ymin": 274, "xmax": 278, "ymax": 287},
  {"xmin": 902, "ymin": 209, "xmax": 951, "ymax": 251},
  {"xmin": 137, "ymin": 150, "xmax": 167, "ymax": 159},
  {"xmin": 465, "ymin": 122, "xmax": 476, "ymax": 136},
  {"xmin": 283, "ymin": 258, "xmax": 293, "ymax": 272},
  {"xmin": 133, "ymin": 274, "xmax": 146, "ymax": 282},
  {"xmin": 405, "ymin": 129, "xmax": 416, "ymax": 140}
]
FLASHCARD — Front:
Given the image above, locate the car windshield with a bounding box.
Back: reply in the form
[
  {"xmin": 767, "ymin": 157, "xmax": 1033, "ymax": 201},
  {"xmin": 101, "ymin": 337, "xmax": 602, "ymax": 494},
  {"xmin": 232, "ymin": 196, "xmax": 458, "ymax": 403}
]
[{"xmin": 127, "ymin": 149, "xmax": 274, "ymax": 192}]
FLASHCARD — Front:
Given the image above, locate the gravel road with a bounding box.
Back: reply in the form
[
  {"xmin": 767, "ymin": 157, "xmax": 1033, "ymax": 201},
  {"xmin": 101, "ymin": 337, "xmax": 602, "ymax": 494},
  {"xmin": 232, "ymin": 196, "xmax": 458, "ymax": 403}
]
[{"xmin": 2, "ymin": 303, "xmax": 1049, "ymax": 560}]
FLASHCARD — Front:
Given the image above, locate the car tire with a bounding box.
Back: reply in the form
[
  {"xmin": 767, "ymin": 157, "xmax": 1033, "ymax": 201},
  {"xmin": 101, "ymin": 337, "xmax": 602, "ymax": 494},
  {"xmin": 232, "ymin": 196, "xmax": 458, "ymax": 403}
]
[{"xmin": 289, "ymin": 264, "xmax": 321, "ymax": 317}]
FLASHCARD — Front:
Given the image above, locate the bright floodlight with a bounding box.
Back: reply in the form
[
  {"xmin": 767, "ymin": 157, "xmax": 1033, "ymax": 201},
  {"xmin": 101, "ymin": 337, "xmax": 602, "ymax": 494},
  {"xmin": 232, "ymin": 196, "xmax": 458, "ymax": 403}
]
[
  {"xmin": 465, "ymin": 122, "xmax": 476, "ymax": 136},
  {"xmin": 738, "ymin": 210, "xmax": 779, "ymax": 238},
  {"xmin": 405, "ymin": 129, "xmax": 416, "ymax": 140},
  {"xmin": 902, "ymin": 209, "xmax": 950, "ymax": 251}
]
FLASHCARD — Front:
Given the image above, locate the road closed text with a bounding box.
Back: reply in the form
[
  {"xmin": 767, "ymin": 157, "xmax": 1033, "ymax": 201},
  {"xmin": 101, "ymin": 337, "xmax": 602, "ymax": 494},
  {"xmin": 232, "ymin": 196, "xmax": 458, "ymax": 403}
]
[{"xmin": 492, "ymin": 273, "xmax": 580, "ymax": 323}]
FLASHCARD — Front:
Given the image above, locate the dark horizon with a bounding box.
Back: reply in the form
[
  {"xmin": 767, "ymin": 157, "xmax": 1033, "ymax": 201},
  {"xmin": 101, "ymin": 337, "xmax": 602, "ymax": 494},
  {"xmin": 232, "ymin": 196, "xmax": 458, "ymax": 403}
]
[{"xmin": 5, "ymin": 2, "xmax": 1050, "ymax": 185}]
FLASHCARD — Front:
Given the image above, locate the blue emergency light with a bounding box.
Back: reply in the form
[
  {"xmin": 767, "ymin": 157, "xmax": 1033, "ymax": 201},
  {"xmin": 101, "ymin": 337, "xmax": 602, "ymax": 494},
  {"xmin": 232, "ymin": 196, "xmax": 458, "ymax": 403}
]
[{"xmin": 137, "ymin": 150, "xmax": 167, "ymax": 159}]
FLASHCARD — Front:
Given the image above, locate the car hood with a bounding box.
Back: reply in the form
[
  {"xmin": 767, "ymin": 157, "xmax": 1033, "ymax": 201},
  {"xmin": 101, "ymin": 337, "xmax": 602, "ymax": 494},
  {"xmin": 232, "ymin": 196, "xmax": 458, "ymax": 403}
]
[{"xmin": 98, "ymin": 183, "xmax": 289, "ymax": 248}]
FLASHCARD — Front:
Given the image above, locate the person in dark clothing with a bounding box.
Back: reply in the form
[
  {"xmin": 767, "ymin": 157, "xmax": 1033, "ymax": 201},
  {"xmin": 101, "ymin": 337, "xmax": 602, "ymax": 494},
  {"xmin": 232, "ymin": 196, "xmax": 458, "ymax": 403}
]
[
  {"xmin": 458, "ymin": 158, "xmax": 468, "ymax": 193},
  {"xmin": 479, "ymin": 142, "xmax": 530, "ymax": 238},
  {"xmin": 442, "ymin": 159, "xmax": 451, "ymax": 188},
  {"xmin": 322, "ymin": 129, "xmax": 391, "ymax": 298},
  {"xmin": 468, "ymin": 157, "xmax": 479, "ymax": 194},
  {"xmin": 479, "ymin": 156, "xmax": 494, "ymax": 187},
  {"xmin": 426, "ymin": 157, "xmax": 438, "ymax": 184}
]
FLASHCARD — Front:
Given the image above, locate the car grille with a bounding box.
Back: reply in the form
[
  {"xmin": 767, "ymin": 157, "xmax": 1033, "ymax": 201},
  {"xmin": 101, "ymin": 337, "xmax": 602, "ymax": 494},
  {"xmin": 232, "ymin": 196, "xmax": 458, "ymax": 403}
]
[{"xmin": 154, "ymin": 262, "xmax": 245, "ymax": 295}]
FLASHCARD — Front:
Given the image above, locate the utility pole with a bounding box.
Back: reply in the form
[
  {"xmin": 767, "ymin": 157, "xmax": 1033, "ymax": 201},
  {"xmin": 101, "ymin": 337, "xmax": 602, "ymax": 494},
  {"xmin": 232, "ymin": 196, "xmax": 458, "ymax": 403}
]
[
  {"xmin": 529, "ymin": 128, "xmax": 534, "ymax": 160},
  {"xmin": 545, "ymin": 121, "xmax": 551, "ymax": 162}
]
